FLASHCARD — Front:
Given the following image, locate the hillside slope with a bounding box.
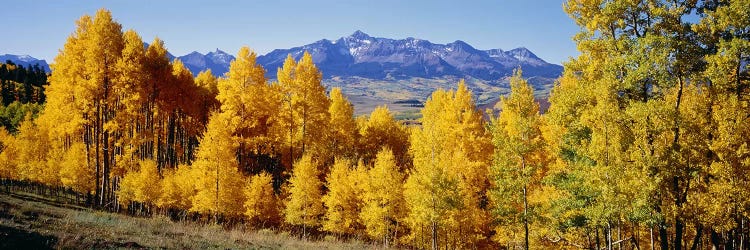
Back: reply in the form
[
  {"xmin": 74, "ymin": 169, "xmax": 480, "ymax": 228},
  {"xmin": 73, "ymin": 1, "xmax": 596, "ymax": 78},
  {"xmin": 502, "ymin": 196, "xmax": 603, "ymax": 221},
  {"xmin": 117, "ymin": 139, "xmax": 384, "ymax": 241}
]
[{"xmin": 0, "ymin": 189, "xmax": 378, "ymax": 249}]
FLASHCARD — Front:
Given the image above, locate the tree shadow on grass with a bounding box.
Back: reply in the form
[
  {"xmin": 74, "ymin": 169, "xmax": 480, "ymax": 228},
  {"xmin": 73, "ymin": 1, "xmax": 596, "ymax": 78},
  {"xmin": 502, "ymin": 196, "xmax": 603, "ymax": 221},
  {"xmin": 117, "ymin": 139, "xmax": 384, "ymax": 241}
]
[{"xmin": 0, "ymin": 224, "xmax": 57, "ymax": 250}]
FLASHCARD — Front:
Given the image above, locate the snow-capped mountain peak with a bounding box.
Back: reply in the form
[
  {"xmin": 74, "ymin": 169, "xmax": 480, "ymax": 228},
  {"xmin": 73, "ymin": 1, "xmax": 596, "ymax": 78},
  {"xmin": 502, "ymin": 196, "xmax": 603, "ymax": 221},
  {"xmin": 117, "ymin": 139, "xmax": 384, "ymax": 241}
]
[
  {"xmin": 168, "ymin": 31, "xmax": 561, "ymax": 80},
  {"xmin": 6, "ymin": 31, "xmax": 561, "ymax": 81},
  {"xmin": 16, "ymin": 55, "xmax": 35, "ymax": 61},
  {"xmin": 176, "ymin": 49, "xmax": 234, "ymax": 76},
  {"xmin": 343, "ymin": 30, "xmax": 375, "ymax": 48},
  {"xmin": 253, "ymin": 31, "xmax": 562, "ymax": 80},
  {"xmin": 206, "ymin": 49, "xmax": 233, "ymax": 64},
  {"xmin": 446, "ymin": 40, "xmax": 478, "ymax": 53},
  {"xmin": 485, "ymin": 49, "xmax": 506, "ymax": 58},
  {"xmin": 179, "ymin": 51, "xmax": 207, "ymax": 68},
  {"xmin": 349, "ymin": 30, "xmax": 372, "ymax": 40},
  {"xmin": 507, "ymin": 47, "xmax": 537, "ymax": 61}
]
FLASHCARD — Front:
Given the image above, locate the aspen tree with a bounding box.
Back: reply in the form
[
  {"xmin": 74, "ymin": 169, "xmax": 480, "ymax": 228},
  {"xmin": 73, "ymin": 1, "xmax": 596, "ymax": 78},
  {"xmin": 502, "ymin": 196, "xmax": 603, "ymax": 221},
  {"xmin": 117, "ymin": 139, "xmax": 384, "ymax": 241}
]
[
  {"xmin": 244, "ymin": 172, "xmax": 280, "ymax": 226},
  {"xmin": 361, "ymin": 147, "xmax": 405, "ymax": 247},
  {"xmin": 358, "ymin": 106, "xmax": 410, "ymax": 167},
  {"xmin": 322, "ymin": 158, "xmax": 362, "ymax": 235},
  {"xmin": 284, "ymin": 153, "xmax": 324, "ymax": 239},
  {"xmin": 275, "ymin": 52, "xmax": 330, "ymax": 168},
  {"xmin": 323, "ymin": 88, "xmax": 358, "ymax": 165},
  {"xmin": 490, "ymin": 70, "xmax": 549, "ymax": 249},
  {"xmin": 190, "ymin": 115, "xmax": 245, "ymax": 217},
  {"xmin": 404, "ymin": 80, "xmax": 491, "ymax": 249}
]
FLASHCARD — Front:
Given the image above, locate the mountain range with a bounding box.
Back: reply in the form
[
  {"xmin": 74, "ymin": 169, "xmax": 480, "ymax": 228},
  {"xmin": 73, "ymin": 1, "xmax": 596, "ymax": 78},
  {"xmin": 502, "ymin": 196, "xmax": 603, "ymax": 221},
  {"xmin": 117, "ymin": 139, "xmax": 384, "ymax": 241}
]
[
  {"xmin": 255, "ymin": 30, "xmax": 561, "ymax": 81},
  {"xmin": 3, "ymin": 31, "xmax": 561, "ymax": 82},
  {"xmin": 176, "ymin": 49, "xmax": 233, "ymax": 76},
  {"xmin": 176, "ymin": 31, "xmax": 562, "ymax": 114},
  {"xmin": 4, "ymin": 31, "xmax": 562, "ymax": 115},
  {"xmin": 174, "ymin": 31, "xmax": 562, "ymax": 82}
]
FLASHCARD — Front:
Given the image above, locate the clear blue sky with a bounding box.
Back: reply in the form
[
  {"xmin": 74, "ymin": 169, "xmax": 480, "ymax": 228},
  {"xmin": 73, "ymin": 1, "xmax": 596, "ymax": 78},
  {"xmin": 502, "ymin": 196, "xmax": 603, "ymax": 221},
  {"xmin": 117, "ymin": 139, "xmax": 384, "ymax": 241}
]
[{"xmin": 3, "ymin": 0, "xmax": 579, "ymax": 65}]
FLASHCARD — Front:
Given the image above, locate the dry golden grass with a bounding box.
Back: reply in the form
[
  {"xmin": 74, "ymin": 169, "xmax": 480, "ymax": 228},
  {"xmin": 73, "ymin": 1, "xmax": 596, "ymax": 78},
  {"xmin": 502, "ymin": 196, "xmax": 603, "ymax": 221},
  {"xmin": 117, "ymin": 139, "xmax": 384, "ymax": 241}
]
[{"xmin": 0, "ymin": 190, "xmax": 381, "ymax": 249}]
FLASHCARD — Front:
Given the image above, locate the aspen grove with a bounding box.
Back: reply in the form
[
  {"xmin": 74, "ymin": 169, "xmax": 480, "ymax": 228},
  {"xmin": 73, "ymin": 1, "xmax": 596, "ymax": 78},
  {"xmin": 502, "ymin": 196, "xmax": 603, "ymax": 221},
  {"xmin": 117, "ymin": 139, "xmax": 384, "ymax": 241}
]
[{"xmin": 1, "ymin": 1, "xmax": 750, "ymax": 249}]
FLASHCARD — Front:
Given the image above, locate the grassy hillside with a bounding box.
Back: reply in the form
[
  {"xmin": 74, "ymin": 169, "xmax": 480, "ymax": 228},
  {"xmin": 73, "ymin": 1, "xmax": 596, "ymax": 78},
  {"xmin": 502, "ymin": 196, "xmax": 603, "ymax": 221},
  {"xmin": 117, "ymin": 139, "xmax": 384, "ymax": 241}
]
[{"xmin": 0, "ymin": 189, "xmax": 378, "ymax": 249}]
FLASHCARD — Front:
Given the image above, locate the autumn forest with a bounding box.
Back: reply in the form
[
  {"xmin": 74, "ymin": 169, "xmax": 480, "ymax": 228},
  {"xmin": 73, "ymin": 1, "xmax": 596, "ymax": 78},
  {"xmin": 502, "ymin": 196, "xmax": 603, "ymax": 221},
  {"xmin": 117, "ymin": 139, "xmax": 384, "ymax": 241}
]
[{"xmin": 1, "ymin": 1, "xmax": 750, "ymax": 249}]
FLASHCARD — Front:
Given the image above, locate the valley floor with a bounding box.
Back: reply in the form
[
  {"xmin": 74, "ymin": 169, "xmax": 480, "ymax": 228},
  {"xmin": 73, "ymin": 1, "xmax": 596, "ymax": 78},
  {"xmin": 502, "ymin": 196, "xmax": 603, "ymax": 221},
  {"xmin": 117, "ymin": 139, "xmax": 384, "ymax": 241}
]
[{"xmin": 0, "ymin": 189, "xmax": 377, "ymax": 249}]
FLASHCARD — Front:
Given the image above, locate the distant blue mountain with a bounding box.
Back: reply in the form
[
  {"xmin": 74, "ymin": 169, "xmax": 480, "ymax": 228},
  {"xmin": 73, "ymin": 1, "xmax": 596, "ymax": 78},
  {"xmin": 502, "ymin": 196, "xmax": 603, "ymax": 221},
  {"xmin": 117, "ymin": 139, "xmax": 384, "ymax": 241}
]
[
  {"xmin": 175, "ymin": 31, "xmax": 562, "ymax": 81},
  {"xmin": 0, "ymin": 54, "xmax": 50, "ymax": 72},
  {"xmin": 177, "ymin": 49, "xmax": 233, "ymax": 77},
  {"xmin": 5, "ymin": 31, "xmax": 563, "ymax": 86},
  {"xmin": 5, "ymin": 33, "xmax": 563, "ymax": 114},
  {"xmin": 254, "ymin": 31, "xmax": 563, "ymax": 81}
]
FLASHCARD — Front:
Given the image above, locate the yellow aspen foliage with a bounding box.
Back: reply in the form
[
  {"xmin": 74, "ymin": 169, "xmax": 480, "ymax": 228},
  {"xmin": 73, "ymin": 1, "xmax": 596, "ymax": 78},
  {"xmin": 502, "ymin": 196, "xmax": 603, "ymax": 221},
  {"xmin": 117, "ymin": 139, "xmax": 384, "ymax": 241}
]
[
  {"xmin": 167, "ymin": 59, "xmax": 210, "ymax": 166},
  {"xmin": 132, "ymin": 160, "xmax": 161, "ymax": 205},
  {"xmin": 117, "ymin": 167, "xmax": 137, "ymax": 205},
  {"xmin": 85, "ymin": 9, "xmax": 123, "ymax": 88},
  {"xmin": 40, "ymin": 110, "xmax": 68, "ymax": 187},
  {"xmin": 0, "ymin": 5, "xmax": 746, "ymax": 249},
  {"xmin": 244, "ymin": 172, "xmax": 280, "ymax": 226},
  {"xmin": 549, "ymin": 54, "xmax": 659, "ymax": 248},
  {"xmin": 551, "ymin": 1, "xmax": 738, "ymax": 248},
  {"xmin": 14, "ymin": 116, "xmax": 53, "ymax": 184},
  {"xmin": 322, "ymin": 158, "xmax": 363, "ymax": 235},
  {"xmin": 361, "ymin": 147, "xmax": 405, "ymax": 247},
  {"xmin": 452, "ymin": 81, "xmax": 493, "ymax": 164},
  {"xmin": 695, "ymin": 2, "xmax": 750, "ymax": 235},
  {"xmin": 44, "ymin": 13, "xmax": 90, "ymax": 132},
  {"xmin": 158, "ymin": 164, "xmax": 196, "ymax": 210},
  {"xmin": 194, "ymin": 70, "xmax": 220, "ymax": 125},
  {"xmin": 403, "ymin": 147, "xmax": 464, "ymax": 249},
  {"xmin": 113, "ymin": 29, "xmax": 147, "ymax": 124},
  {"xmin": 169, "ymin": 59, "xmax": 198, "ymax": 114},
  {"xmin": 84, "ymin": 8, "xmax": 123, "ymax": 157},
  {"xmin": 284, "ymin": 153, "xmax": 324, "ymax": 236},
  {"xmin": 195, "ymin": 70, "xmax": 218, "ymax": 97},
  {"xmin": 157, "ymin": 168, "xmax": 181, "ymax": 209},
  {"xmin": 490, "ymin": 70, "xmax": 549, "ymax": 248},
  {"xmin": 59, "ymin": 143, "xmax": 95, "ymax": 194},
  {"xmin": 358, "ymin": 105, "xmax": 410, "ymax": 167},
  {"xmin": 190, "ymin": 114, "xmax": 246, "ymax": 217},
  {"xmin": 117, "ymin": 160, "xmax": 161, "ymax": 206},
  {"xmin": 548, "ymin": 66, "xmax": 648, "ymax": 247},
  {"xmin": 404, "ymin": 80, "xmax": 492, "ymax": 249},
  {"xmin": 36, "ymin": 13, "xmax": 92, "ymax": 197},
  {"xmin": 0, "ymin": 128, "xmax": 18, "ymax": 180},
  {"xmin": 216, "ymin": 46, "xmax": 280, "ymax": 174},
  {"xmin": 697, "ymin": 93, "xmax": 750, "ymax": 231},
  {"xmin": 42, "ymin": 8, "xmax": 127, "ymax": 206},
  {"xmin": 141, "ymin": 39, "xmax": 175, "ymax": 166},
  {"xmin": 38, "ymin": 13, "xmax": 94, "ymax": 180},
  {"xmin": 44, "ymin": 145, "xmax": 65, "ymax": 185},
  {"xmin": 143, "ymin": 38, "xmax": 172, "ymax": 118},
  {"xmin": 275, "ymin": 52, "xmax": 330, "ymax": 168},
  {"xmin": 217, "ymin": 47, "xmax": 274, "ymax": 136},
  {"xmin": 322, "ymin": 88, "xmax": 358, "ymax": 165}
]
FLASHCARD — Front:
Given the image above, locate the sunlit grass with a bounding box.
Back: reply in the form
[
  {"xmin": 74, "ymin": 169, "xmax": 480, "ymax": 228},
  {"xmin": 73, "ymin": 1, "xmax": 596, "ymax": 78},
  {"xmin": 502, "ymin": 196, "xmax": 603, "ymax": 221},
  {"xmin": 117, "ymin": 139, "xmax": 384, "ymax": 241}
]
[{"xmin": 0, "ymin": 190, "xmax": 382, "ymax": 249}]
